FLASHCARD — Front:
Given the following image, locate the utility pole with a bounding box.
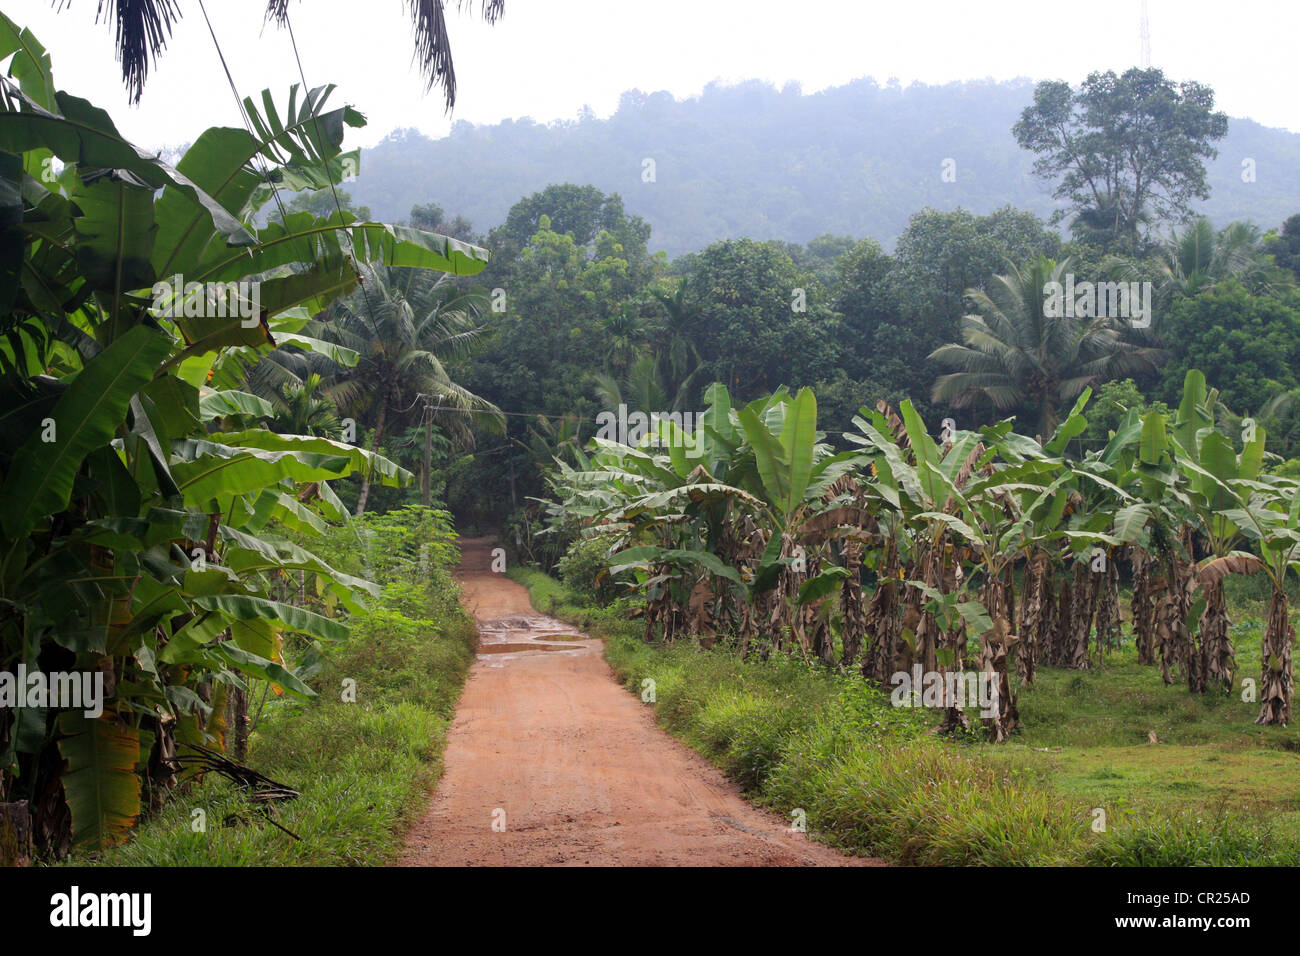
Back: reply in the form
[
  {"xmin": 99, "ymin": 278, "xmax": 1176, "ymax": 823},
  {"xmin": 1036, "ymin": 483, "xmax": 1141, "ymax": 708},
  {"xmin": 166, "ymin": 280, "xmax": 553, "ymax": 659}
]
[{"xmin": 422, "ymin": 400, "xmax": 433, "ymax": 508}]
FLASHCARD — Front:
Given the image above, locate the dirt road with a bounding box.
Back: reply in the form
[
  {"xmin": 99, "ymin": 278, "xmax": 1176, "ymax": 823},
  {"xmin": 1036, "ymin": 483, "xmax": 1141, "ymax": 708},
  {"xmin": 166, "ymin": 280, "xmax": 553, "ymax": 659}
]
[{"xmin": 398, "ymin": 538, "xmax": 869, "ymax": 866}]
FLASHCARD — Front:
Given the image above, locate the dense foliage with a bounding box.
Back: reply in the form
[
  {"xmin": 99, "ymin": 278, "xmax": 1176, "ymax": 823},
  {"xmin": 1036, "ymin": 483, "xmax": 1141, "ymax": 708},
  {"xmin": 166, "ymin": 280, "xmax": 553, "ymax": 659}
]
[
  {"xmin": 0, "ymin": 17, "xmax": 487, "ymax": 859},
  {"xmin": 541, "ymin": 372, "xmax": 1300, "ymax": 741}
]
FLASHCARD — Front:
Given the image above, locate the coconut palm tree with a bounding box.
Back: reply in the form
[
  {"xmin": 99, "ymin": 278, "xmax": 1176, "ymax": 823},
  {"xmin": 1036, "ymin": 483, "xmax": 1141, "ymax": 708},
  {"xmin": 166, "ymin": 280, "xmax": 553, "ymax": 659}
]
[
  {"xmin": 598, "ymin": 305, "xmax": 650, "ymax": 376},
  {"xmin": 648, "ymin": 277, "xmax": 707, "ymax": 409},
  {"xmin": 1111, "ymin": 217, "xmax": 1289, "ymax": 303},
  {"xmin": 272, "ymin": 372, "xmax": 343, "ymax": 439},
  {"xmin": 1103, "ymin": 218, "xmax": 1293, "ymax": 348},
  {"xmin": 929, "ymin": 256, "xmax": 1165, "ymax": 437},
  {"xmin": 66, "ymin": 0, "xmax": 503, "ymax": 110},
  {"xmin": 319, "ymin": 264, "xmax": 503, "ymax": 513},
  {"xmin": 592, "ymin": 353, "xmax": 669, "ymax": 418}
]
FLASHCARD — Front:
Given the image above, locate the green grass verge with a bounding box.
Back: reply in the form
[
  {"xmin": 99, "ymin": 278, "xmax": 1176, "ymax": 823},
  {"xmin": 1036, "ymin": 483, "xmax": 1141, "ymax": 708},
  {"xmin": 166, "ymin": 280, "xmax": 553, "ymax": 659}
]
[
  {"xmin": 514, "ymin": 568, "xmax": 1300, "ymax": 866},
  {"xmin": 74, "ymin": 574, "xmax": 476, "ymax": 866}
]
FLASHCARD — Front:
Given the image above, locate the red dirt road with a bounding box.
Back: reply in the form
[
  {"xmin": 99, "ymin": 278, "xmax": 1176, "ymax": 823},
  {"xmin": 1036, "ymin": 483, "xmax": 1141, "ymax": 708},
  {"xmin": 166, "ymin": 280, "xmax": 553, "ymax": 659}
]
[{"xmin": 398, "ymin": 539, "xmax": 871, "ymax": 866}]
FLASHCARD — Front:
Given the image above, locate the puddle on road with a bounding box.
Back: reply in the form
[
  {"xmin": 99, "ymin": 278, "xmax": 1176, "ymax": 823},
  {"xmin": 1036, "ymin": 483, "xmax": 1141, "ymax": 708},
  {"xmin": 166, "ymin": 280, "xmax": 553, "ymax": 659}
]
[
  {"xmin": 474, "ymin": 614, "xmax": 595, "ymax": 660},
  {"xmin": 477, "ymin": 642, "xmax": 585, "ymax": 654}
]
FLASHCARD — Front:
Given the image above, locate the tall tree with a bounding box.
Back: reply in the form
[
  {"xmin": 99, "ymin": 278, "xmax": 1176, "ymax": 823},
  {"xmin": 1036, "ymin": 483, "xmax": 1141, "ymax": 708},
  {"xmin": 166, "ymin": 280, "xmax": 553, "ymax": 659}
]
[{"xmin": 1014, "ymin": 69, "xmax": 1228, "ymax": 246}]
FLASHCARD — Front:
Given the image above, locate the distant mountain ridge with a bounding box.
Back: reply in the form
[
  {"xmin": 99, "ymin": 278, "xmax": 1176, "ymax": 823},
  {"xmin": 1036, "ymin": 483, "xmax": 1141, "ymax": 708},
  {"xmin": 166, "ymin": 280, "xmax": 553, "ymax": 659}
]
[{"xmin": 349, "ymin": 76, "xmax": 1300, "ymax": 257}]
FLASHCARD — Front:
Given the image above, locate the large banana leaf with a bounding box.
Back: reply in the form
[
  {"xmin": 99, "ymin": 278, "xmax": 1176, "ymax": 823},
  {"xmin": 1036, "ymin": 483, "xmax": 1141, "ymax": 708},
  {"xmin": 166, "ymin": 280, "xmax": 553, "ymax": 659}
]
[
  {"xmin": 0, "ymin": 324, "xmax": 170, "ymax": 537},
  {"xmin": 71, "ymin": 169, "xmax": 157, "ymax": 298},
  {"xmin": 0, "ymin": 80, "xmax": 254, "ymax": 248},
  {"xmin": 190, "ymin": 593, "xmax": 349, "ymax": 642},
  {"xmin": 57, "ymin": 712, "xmax": 144, "ymax": 850},
  {"xmin": 0, "ymin": 13, "xmax": 56, "ymax": 112},
  {"xmin": 609, "ymin": 545, "xmax": 743, "ymax": 585},
  {"xmin": 169, "ymin": 439, "xmax": 356, "ymax": 500},
  {"xmin": 738, "ymin": 405, "xmax": 789, "ymax": 517},
  {"xmin": 778, "ymin": 387, "xmax": 817, "ymax": 517},
  {"xmin": 192, "ymin": 210, "xmax": 488, "ymax": 284},
  {"xmin": 208, "ymin": 428, "xmax": 412, "ymax": 487}
]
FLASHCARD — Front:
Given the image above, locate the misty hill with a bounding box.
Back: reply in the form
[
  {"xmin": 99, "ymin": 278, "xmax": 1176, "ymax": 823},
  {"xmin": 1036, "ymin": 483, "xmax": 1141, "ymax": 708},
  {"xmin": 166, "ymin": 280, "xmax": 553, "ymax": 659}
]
[{"xmin": 350, "ymin": 77, "xmax": 1300, "ymax": 257}]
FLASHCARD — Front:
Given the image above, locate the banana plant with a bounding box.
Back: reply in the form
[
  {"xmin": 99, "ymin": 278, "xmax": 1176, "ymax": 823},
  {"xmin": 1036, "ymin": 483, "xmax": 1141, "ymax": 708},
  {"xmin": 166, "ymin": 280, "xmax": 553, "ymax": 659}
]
[
  {"xmin": 1165, "ymin": 370, "xmax": 1266, "ymax": 692},
  {"xmin": 0, "ymin": 17, "xmax": 489, "ymax": 853},
  {"xmin": 1220, "ymin": 477, "xmax": 1300, "ymax": 725}
]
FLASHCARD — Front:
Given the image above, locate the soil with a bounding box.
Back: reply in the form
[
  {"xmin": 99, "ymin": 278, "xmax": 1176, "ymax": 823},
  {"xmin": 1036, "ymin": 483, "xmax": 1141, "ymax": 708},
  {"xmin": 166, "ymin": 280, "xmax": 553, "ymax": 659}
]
[{"xmin": 397, "ymin": 538, "xmax": 876, "ymax": 866}]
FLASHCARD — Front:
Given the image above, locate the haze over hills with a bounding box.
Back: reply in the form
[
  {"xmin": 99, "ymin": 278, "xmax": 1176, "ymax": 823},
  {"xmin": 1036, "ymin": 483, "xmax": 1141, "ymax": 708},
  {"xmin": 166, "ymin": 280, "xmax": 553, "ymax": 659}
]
[{"xmin": 349, "ymin": 76, "xmax": 1300, "ymax": 256}]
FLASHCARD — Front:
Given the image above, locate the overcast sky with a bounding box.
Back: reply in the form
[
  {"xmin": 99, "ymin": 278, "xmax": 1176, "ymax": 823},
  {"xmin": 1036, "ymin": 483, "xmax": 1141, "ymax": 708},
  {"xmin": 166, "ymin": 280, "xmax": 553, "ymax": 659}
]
[{"xmin": 12, "ymin": 0, "xmax": 1300, "ymax": 150}]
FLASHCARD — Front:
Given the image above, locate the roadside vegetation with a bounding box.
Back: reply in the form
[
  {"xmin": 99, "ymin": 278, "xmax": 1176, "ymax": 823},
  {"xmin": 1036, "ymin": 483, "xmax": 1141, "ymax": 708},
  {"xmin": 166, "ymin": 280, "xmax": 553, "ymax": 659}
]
[
  {"xmin": 517, "ymin": 570, "xmax": 1300, "ymax": 865},
  {"xmin": 77, "ymin": 508, "xmax": 475, "ymax": 866},
  {"xmin": 0, "ymin": 16, "xmax": 489, "ymax": 863}
]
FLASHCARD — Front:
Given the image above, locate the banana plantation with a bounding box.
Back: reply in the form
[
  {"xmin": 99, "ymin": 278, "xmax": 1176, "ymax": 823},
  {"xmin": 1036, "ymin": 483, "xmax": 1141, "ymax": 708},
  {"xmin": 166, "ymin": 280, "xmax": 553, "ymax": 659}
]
[
  {"xmin": 0, "ymin": 17, "xmax": 488, "ymax": 857},
  {"xmin": 544, "ymin": 372, "xmax": 1300, "ymax": 741}
]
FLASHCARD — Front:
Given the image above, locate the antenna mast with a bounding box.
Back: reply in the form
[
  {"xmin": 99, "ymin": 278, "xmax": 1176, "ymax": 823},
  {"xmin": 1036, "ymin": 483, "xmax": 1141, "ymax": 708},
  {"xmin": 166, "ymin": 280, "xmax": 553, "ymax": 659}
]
[{"xmin": 1139, "ymin": 0, "xmax": 1152, "ymax": 68}]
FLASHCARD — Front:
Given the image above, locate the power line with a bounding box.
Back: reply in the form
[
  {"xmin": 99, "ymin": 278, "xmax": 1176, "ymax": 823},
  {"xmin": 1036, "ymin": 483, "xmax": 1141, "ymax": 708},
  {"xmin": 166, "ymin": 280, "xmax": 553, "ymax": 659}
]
[
  {"xmin": 198, "ymin": 0, "xmax": 388, "ymax": 382},
  {"xmin": 280, "ymin": 10, "xmax": 384, "ymax": 345},
  {"xmin": 196, "ymin": 0, "xmax": 295, "ymax": 240}
]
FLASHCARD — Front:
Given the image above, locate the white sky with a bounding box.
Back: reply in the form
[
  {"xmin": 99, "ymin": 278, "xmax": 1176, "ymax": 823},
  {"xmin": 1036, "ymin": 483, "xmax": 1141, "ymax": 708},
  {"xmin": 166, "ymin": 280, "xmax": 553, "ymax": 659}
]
[{"xmin": 9, "ymin": 0, "xmax": 1299, "ymax": 150}]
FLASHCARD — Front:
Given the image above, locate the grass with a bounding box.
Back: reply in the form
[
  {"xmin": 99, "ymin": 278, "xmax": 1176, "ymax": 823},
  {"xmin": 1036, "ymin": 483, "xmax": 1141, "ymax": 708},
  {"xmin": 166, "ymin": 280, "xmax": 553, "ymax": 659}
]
[
  {"xmin": 73, "ymin": 573, "xmax": 476, "ymax": 866},
  {"xmin": 515, "ymin": 568, "xmax": 1300, "ymax": 866},
  {"xmin": 1000, "ymin": 616, "xmax": 1300, "ymax": 847}
]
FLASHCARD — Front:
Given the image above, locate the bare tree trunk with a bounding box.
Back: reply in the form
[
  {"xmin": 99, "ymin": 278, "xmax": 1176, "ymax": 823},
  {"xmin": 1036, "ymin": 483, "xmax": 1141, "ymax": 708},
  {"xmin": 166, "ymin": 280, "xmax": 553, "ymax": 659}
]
[{"xmin": 354, "ymin": 401, "xmax": 388, "ymax": 516}]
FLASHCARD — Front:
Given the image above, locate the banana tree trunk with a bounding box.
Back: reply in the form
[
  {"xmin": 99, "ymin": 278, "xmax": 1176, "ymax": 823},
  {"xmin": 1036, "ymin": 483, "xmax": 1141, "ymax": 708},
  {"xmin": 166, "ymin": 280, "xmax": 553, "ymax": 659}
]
[
  {"xmin": 0, "ymin": 801, "xmax": 31, "ymax": 867},
  {"xmin": 911, "ymin": 549, "xmax": 941, "ymax": 675},
  {"xmin": 839, "ymin": 540, "xmax": 866, "ymax": 668},
  {"xmin": 863, "ymin": 569, "xmax": 900, "ymax": 682},
  {"xmin": 230, "ymin": 679, "xmax": 249, "ymax": 763},
  {"xmin": 1049, "ymin": 574, "xmax": 1073, "ymax": 667},
  {"xmin": 1066, "ymin": 560, "xmax": 1097, "ymax": 669},
  {"xmin": 1094, "ymin": 555, "xmax": 1121, "ymax": 662},
  {"xmin": 938, "ymin": 550, "xmax": 970, "ymax": 733},
  {"xmin": 1016, "ymin": 553, "xmax": 1048, "ymax": 683},
  {"xmin": 980, "ymin": 573, "xmax": 1019, "ymax": 742},
  {"xmin": 1155, "ymin": 554, "xmax": 1196, "ymax": 688},
  {"xmin": 1198, "ymin": 578, "xmax": 1234, "ymax": 693},
  {"xmin": 1255, "ymin": 588, "xmax": 1294, "ymax": 726}
]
